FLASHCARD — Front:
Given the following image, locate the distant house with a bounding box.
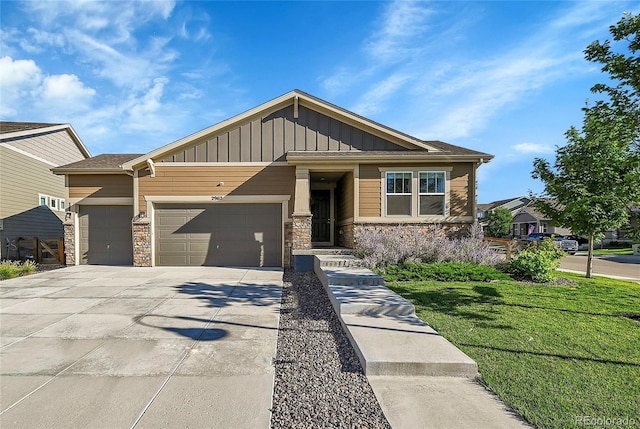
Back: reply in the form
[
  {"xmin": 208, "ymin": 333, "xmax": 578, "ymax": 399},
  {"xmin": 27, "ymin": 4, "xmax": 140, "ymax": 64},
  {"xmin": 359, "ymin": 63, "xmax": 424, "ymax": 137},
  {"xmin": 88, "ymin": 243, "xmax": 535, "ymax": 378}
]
[
  {"xmin": 0, "ymin": 122, "xmax": 90, "ymax": 259},
  {"xmin": 511, "ymin": 204, "xmax": 571, "ymax": 238},
  {"xmin": 477, "ymin": 196, "xmax": 531, "ymax": 220}
]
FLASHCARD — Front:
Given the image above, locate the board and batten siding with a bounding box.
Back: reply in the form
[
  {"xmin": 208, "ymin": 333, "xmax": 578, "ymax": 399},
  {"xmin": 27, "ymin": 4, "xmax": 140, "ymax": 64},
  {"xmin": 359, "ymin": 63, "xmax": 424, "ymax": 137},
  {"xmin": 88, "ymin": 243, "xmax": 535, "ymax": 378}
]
[
  {"xmin": 138, "ymin": 165, "xmax": 296, "ymax": 217},
  {"xmin": 1, "ymin": 129, "xmax": 86, "ymax": 166},
  {"xmin": 159, "ymin": 105, "xmax": 406, "ymax": 164},
  {"xmin": 68, "ymin": 174, "xmax": 134, "ymax": 200},
  {"xmin": 357, "ymin": 163, "xmax": 474, "ymax": 218}
]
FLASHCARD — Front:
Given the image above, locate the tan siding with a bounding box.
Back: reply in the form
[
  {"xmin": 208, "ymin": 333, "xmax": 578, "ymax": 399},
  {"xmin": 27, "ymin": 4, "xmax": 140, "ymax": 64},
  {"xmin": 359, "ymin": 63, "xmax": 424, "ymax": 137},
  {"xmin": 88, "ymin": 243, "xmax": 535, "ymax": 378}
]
[
  {"xmin": 0, "ymin": 147, "xmax": 66, "ymax": 256},
  {"xmin": 357, "ymin": 163, "xmax": 474, "ymax": 218},
  {"xmin": 337, "ymin": 171, "xmax": 354, "ymax": 222},
  {"xmin": 1, "ymin": 129, "xmax": 85, "ymax": 166},
  {"xmin": 358, "ymin": 165, "xmax": 381, "ymax": 217},
  {"xmin": 157, "ymin": 105, "xmax": 407, "ymax": 163},
  {"xmin": 450, "ymin": 163, "xmax": 472, "ymax": 217},
  {"xmin": 139, "ymin": 165, "xmax": 296, "ymax": 216},
  {"xmin": 0, "ymin": 147, "xmax": 66, "ymax": 219},
  {"xmin": 68, "ymin": 174, "xmax": 133, "ymax": 199}
]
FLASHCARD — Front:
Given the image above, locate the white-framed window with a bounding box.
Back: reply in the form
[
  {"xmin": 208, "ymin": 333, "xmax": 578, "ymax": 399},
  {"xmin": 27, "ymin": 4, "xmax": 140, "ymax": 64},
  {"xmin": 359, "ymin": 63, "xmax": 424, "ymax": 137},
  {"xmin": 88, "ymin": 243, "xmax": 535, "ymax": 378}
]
[
  {"xmin": 38, "ymin": 194, "xmax": 66, "ymax": 212},
  {"xmin": 385, "ymin": 172, "xmax": 413, "ymax": 216},
  {"xmin": 380, "ymin": 167, "xmax": 452, "ymax": 218},
  {"xmin": 419, "ymin": 171, "xmax": 446, "ymax": 216}
]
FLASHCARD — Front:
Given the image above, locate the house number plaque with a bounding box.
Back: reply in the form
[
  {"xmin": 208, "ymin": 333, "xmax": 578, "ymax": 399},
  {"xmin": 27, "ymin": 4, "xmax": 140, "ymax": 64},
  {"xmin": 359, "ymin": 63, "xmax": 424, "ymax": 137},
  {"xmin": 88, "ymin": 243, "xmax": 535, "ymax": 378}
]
[{"xmin": 211, "ymin": 195, "xmax": 224, "ymax": 201}]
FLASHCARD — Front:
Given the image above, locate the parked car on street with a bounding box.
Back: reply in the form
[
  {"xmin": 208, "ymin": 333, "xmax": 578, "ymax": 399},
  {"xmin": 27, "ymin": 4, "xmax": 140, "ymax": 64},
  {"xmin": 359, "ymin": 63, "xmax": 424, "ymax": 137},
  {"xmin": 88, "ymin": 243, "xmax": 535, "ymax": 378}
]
[{"xmin": 525, "ymin": 233, "xmax": 579, "ymax": 255}]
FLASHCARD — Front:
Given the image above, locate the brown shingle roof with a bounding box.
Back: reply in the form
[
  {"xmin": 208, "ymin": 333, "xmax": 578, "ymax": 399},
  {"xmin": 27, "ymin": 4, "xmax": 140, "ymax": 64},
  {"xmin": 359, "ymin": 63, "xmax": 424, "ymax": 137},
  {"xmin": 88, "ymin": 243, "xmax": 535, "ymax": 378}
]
[
  {"xmin": 54, "ymin": 154, "xmax": 143, "ymax": 171},
  {"xmin": 0, "ymin": 122, "xmax": 63, "ymax": 134}
]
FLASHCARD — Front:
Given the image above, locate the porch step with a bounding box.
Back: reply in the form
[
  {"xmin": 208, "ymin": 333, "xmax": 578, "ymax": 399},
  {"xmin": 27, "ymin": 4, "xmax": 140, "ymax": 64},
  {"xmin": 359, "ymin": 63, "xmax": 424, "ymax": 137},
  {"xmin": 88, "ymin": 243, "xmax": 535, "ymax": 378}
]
[
  {"xmin": 305, "ymin": 247, "xmax": 355, "ymax": 256},
  {"xmin": 315, "ymin": 254, "xmax": 366, "ymax": 268}
]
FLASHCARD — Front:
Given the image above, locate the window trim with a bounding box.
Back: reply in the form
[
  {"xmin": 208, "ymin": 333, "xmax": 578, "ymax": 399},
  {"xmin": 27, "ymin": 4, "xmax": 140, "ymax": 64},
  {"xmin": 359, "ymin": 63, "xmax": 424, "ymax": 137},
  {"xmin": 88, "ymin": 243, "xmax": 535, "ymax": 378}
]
[
  {"xmin": 385, "ymin": 171, "xmax": 413, "ymax": 216},
  {"xmin": 38, "ymin": 194, "xmax": 66, "ymax": 212},
  {"xmin": 379, "ymin": 167, "xmax": 452, "ymax": 218},
  {"xmin": 418, "ymin": 171, "xmax": 446, "ymax": 216}
]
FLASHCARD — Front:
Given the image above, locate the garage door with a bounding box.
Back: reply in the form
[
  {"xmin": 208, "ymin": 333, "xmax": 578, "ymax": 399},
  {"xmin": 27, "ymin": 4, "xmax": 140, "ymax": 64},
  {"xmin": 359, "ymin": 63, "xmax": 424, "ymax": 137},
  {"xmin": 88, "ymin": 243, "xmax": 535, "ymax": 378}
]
[
  {"xmin": 79, "ymin": 205, "xmax": 133, "ymax": 265},
  {"xmin": 155, "ymin": 203, "xmax": 282, "ymax": 267}
]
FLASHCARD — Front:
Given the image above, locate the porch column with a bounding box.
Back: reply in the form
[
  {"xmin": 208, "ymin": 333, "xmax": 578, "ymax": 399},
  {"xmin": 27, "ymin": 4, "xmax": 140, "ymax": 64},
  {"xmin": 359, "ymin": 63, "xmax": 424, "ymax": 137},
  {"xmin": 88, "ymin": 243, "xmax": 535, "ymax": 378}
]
[{"xmin": 292, "ymin": 167, "xmax": 312, "ymax": 251}]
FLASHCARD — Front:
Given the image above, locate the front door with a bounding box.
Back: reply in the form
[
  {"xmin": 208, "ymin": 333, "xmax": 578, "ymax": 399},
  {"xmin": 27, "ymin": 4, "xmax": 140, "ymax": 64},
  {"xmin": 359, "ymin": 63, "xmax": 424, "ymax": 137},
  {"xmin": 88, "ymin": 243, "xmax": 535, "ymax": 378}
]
[{"xmin": 311, "ymin": 189, "xmax": 332, "ymax": 244}]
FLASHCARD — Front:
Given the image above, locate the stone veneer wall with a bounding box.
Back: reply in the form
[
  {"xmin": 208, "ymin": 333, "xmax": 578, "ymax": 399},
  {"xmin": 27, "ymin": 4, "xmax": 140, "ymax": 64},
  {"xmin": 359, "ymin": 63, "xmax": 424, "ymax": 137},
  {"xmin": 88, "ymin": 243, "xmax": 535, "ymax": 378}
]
[
  {"xmin": 132, "ymin": 220, "xmax": 151, "ymax": 267},
  {"xmin": 284, "ymin": 222, "xmax": 293, "ymax": 267},
  {"xmin": 337, "ymin": 222, "xmax": 355, "ymax": 248},
  {"xmin": 63, "ymin": 221, "xmax": 75, "ymax": 265},
  {"xmin": 352, "ymin": 222, "xmax": 471, "ymax": 248},
  {"xmin": 292, "ymin": 214, "xmax": 312, "ymax": 251}
]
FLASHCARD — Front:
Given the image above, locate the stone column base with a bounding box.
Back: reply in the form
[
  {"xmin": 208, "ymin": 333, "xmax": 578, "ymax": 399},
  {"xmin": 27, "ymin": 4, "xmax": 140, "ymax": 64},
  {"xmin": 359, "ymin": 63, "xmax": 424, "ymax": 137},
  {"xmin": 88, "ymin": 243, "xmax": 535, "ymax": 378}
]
[
  {"xmin": 133, "ymin": 220, "xmax": 152, "ymax": 267},
  {"xmin": 63, "ymin": 221, "xmax": 75, "ymax": 266}
]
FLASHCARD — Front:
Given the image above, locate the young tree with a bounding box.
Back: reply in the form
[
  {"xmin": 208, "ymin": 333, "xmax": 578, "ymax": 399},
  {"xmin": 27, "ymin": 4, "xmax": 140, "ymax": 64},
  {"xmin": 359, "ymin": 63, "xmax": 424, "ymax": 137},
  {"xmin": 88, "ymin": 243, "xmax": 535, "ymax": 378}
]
[
  {"xmin": 484, "ymin": 207, "xmax": 513, "ymax": 238},
  {"xmin": 532, "ymin": 12, "xmax": 640, "ymax": 278}
]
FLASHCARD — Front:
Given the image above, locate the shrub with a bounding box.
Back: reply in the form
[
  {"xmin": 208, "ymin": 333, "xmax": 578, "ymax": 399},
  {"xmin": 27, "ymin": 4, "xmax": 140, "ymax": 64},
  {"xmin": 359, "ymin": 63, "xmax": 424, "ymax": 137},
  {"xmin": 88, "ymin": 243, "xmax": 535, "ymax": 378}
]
[
  {"xmin": 508, "ymin": 238, "xmax": 564, "ymax": 282},
  {"xmin": 0, "ymin": 260, "xmax": 37, "ymax": 280},
  {"xmin": 355, "ymin": 223, "xmax": 502, "ymax": 268},
  {"xmin": 378, "ymin": 262, "xmax": 511, "ymax": 282}
]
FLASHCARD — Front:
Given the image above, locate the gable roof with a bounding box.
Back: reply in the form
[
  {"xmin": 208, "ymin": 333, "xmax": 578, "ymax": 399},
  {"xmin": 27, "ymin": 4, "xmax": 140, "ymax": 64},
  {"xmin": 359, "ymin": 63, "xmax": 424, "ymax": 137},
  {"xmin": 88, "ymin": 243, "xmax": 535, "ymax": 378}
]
[
  {"xmin": 52, "ymin": 154, "xmax": 142, "ymax": 174},
  {"xmin": 122, "ymin": 90, "xmax": 493, "ymax": 169},
  {"xmin": 0, "ymin": 121, "xmax": 91, "ymax": 159}
]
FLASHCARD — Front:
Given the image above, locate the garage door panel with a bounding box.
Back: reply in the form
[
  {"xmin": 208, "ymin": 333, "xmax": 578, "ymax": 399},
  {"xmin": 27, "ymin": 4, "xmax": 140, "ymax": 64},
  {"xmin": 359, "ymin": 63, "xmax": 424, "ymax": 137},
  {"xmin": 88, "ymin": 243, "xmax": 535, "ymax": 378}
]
[
  {"xmin": 155, "ymin": 203, "xmax": 281, "ymax": 267},
  {"xmin": 79, "ymin": 205, "xmax": 133, "ymax": 265}
]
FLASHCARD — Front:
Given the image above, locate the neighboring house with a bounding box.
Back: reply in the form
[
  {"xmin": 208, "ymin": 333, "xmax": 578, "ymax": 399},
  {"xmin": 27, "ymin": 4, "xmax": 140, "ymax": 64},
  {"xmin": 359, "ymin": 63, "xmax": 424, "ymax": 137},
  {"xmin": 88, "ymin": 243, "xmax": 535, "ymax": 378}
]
[
  {"xmin": 0, "ymin": 122, "xmax": 90, "ymax": 259},
  {"xmin": 511, "ymin": 204, "xmax": 571, "ymax": 238},
  {"xmin": 53, "ymin": 90, "xmax": 493, "ymax": 268},
  {"xmin": 477, "ymin": 196, "xmax": 532, "ymax": 221}
]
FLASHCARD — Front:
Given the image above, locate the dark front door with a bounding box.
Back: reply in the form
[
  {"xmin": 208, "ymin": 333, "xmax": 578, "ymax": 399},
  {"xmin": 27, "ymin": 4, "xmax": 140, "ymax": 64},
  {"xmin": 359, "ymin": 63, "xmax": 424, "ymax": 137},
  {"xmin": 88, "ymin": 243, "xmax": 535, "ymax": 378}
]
[{"xmin": 311, "ymin": 189, "xmax": 331, "ymax": 244}]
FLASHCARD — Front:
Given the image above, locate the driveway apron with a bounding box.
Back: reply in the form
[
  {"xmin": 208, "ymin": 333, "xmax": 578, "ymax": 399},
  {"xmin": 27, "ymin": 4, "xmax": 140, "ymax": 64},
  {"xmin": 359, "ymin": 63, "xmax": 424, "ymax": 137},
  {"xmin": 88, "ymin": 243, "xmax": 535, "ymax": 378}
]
[{"xmin": 0, "ymin": 265, "xmax": 282, "ymax": 429}]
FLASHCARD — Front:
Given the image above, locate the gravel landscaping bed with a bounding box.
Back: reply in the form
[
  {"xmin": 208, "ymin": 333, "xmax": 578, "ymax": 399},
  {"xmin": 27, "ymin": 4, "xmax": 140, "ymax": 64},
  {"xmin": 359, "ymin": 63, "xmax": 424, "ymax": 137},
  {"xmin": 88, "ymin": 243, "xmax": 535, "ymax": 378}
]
[{"xmin": 270, "ymin": 270, "xmax": 391, "ymax": 428}]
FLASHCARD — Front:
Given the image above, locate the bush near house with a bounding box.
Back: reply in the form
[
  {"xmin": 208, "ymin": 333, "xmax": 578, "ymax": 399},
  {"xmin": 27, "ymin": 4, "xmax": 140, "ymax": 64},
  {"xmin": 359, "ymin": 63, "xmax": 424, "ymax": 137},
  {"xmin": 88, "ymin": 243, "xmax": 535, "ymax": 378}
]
[
  {"xmin": 508, "ymin": 238, "xmax": 565, "ymax": 283},
  {"xmin": 0, "ymin": 260, "xmax": 37, "ymax": 280},
  {"xmin": 355, "ymin": 223, "xmax": 502, "ymax": 269},
  {"xmin": 376, "ymin": 262, "xmax": 511, "ymax": 282}
]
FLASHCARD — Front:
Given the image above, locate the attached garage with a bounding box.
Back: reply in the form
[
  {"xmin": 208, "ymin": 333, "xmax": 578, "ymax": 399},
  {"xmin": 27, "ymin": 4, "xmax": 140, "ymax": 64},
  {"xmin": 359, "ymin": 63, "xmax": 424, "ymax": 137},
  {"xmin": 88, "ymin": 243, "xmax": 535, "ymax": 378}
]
[
  {"xmin": 79, "ymin": 205, "xmax": 133, "ymax": 265},
  {"xmin": 155, "ymin": 203, "xmax": 282, "ymax": 267}
]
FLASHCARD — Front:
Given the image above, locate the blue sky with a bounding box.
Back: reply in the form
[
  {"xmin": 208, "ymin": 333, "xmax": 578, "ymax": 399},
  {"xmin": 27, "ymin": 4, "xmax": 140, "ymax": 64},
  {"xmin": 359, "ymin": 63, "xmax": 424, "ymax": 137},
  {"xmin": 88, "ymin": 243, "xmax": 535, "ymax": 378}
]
[{"xmin": 0, "ymin": 0, "xmax": 636, "ymax": 203}]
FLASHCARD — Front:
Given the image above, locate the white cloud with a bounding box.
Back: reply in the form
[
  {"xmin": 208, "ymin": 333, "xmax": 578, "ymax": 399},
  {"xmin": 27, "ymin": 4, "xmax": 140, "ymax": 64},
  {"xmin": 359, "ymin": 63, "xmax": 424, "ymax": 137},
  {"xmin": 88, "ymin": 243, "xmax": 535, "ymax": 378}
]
[
  {"xmin": 512, "ymin": 143, "xmax": 555, "ymax": 155},
  {"xmin": 41, "ymin": 74, "xmax": 95, "ymax": 102},
  {"xmin": 366, "ymin": 0, "xmax": 433, "ymax": 62},
  {"xmin": 0, "ymin": 56, "xmax": 43, "ymax": 116}
]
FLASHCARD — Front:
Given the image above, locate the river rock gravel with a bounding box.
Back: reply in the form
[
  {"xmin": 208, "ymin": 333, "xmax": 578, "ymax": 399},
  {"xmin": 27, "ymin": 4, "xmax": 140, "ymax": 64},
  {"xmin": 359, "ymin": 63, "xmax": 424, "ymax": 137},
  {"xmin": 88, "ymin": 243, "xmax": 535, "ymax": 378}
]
[{"xmin": 270, "ymin": 270, "xmax": 391, "ymax": 429}]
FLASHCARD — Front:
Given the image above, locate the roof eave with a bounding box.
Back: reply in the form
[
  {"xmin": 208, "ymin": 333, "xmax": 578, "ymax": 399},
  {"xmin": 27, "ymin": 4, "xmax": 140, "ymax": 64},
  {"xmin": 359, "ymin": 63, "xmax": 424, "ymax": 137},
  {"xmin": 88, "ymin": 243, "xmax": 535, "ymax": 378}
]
[
  {"xmin": 286, "ymin": 151, "xmax": 494, "ymax": 164},
  {"xmin": 1, "ymin": 123, "xmax": 91, "ymax": 159},
  {"xmin": 51, "ymin": 168, "xmax": 128, "ymax": 175}
]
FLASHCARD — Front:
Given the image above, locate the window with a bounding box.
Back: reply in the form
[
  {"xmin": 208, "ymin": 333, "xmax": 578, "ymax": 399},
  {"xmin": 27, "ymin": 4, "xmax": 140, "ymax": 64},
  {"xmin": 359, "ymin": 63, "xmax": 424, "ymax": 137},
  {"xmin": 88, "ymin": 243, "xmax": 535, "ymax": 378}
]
[
  {"xmin": 419, "ymin": 172, "xmax": 445, "ymax": 215},
  {"xmin": 38, "ymin": 194, "xmax": 65, "ymax": 212},
  {"xmin": 386, "ymin": 172, "xmax": 412, "ymax": 216}
]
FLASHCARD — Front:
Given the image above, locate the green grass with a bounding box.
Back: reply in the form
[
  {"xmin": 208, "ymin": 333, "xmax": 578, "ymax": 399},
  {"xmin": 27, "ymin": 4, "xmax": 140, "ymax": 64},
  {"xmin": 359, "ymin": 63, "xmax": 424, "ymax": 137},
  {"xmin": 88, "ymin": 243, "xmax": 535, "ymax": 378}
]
[
  {"xmin": 592, "ymin": 248, "xmax": 634, "ymax": 256},
  {"xmin": 0, "ymin": 260, "xmax": 37, "ymax": 280},
  {"xmin": 386, "ymin": 273, "xmax": 640, "ymax": 429}
]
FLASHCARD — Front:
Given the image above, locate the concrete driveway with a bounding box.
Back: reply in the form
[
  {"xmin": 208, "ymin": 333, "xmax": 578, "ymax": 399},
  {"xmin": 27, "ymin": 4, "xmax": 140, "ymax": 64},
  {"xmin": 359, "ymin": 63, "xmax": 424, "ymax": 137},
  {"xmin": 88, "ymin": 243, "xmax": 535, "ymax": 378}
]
[
  {"xmin": 559, "ymin": 253, "xmax": 640, "ymax": 282},
  {"xmin": 0, "ymin": 265, "xmax": 282, "ymax": 429}
]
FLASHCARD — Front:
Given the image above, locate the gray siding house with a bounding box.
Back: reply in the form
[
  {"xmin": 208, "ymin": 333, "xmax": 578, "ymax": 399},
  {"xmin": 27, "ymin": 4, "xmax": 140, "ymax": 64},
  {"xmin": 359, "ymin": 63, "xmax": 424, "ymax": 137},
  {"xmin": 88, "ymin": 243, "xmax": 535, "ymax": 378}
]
[{"xmin": 0, "ymin": 122, "xmax": 90, "ymax": 259}]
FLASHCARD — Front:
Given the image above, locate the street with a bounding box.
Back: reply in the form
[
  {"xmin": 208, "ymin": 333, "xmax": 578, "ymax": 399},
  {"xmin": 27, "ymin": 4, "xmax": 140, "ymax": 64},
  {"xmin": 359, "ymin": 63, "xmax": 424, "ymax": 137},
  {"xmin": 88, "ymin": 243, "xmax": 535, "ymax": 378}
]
[{"xmin": 559, "ymin": 253, "xmax": 640, "ymax": 282}]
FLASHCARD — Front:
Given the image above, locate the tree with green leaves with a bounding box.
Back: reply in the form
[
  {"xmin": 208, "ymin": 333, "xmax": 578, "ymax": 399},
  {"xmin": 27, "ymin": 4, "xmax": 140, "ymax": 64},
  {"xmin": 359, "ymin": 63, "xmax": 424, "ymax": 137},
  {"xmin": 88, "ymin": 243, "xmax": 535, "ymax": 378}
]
[
  {"xmin": 484, "ymin": 207, "xmax": 513, "ymax": 238},
  {"xmin": 532, "ymin": 13, "xmax": 640, "ymax": 278}
]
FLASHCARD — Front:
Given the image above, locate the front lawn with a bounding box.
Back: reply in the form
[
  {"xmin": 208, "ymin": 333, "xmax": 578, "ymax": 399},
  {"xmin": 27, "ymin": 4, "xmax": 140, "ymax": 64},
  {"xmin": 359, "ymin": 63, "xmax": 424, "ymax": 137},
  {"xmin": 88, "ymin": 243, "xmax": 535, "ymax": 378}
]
[
  {"xmin": 386, "ymin": 273, "xmax": 640, "ymax": 429},
  {"xmin": 592, "ymin": 248, "xmax": 634, "ymax": 256}
]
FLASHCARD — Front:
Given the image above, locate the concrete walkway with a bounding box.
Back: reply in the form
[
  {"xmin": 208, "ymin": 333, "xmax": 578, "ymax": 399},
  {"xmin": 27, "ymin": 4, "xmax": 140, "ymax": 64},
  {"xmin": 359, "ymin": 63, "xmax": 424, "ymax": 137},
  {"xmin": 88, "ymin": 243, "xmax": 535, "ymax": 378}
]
[
  {"xmin": 314, "ymin": 254, "xmax": 531, "ymax": 429},
  {"xmin": 0, "ymin": 265, "xmax": 282, "ymax": 429}
]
